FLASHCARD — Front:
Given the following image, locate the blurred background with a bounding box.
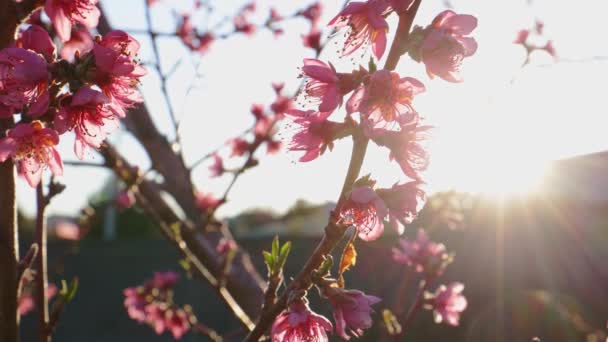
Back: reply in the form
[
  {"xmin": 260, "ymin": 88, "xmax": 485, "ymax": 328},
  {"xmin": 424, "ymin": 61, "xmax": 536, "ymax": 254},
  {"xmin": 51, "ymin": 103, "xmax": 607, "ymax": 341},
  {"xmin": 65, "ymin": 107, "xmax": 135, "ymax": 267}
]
[{"xmin": 17, "ymin": 0, "xmax": 608, "ymax": 341}]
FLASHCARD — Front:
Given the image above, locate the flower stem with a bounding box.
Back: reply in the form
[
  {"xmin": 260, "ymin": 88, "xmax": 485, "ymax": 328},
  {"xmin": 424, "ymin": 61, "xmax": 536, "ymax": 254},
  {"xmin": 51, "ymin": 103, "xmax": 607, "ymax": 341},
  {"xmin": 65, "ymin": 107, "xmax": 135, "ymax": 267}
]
[
  {"xmin": 244, "ymin": 134, "xmax": 369, "ymax": 342},
  {"xmin": 384, "ymin": 0, "xmax": 423, "ymax": 71},
  {"xmin": 394, "ymin": 279, "xmax": 428, "ymax": 341}
]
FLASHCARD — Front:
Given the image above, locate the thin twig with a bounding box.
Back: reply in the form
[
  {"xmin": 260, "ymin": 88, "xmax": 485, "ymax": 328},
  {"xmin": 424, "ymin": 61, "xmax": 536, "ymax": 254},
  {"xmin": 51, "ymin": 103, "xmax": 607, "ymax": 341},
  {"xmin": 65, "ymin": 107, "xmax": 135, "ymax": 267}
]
[{"xmin": 35, "ymin": 183, "xmax": 50, "ymax": 342}]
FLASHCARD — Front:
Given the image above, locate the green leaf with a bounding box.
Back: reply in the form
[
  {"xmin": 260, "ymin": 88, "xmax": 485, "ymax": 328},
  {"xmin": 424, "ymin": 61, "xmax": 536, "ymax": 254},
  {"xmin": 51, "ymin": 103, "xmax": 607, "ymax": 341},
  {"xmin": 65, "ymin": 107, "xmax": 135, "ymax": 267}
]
[
  {"xmin": 271, "ymin": 235, "xmax": 279, "ymax": 258},
  {"xmin": 278, "ymin": 241, "xmax": 292, "ymax": 269},
  {"xmin": 263, "ymin": 251, "xmax": 274, "ymax": 270}
]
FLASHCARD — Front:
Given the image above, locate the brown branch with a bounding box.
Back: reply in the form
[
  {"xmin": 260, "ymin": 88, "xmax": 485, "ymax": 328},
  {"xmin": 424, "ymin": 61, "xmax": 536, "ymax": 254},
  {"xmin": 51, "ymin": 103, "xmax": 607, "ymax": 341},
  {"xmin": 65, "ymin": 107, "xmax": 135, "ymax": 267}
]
[
  {"xmin": 383, "ymin": 0, "xmax": 422, "ymax": 71},
  {"xmin": 0, "ymin": 1, "xmax": 42, "ymax": 340},
  {"xmin": 394, "ymin": 279, "xmax": 428, "ymax": 340},
  {"xmin": 35, "ymin": 184, "xmax": 50, "ymax": 342}
]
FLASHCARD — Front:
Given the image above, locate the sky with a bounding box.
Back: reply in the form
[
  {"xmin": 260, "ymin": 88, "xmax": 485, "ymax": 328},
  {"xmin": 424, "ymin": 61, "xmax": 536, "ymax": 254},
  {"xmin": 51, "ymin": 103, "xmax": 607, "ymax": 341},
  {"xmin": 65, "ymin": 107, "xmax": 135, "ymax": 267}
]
[{"xmin": 16, "ymin": 0, "xmax": 608, "ymax": 218}]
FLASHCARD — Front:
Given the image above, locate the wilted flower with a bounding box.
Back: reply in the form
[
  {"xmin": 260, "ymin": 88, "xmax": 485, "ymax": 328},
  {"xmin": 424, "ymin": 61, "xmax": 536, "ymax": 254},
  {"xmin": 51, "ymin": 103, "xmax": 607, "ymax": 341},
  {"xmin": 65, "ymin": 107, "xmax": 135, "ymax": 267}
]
[
  {"xmin": 0, "ymin": 122, "xmax": 63, "ymax": 187},
  {"xmin": 271, "ymin": 300, "xmax": 333, "ymax": 342},
  {"xmin": 425, "ymin": 282, "xmax": 467, "ymax": 326}
]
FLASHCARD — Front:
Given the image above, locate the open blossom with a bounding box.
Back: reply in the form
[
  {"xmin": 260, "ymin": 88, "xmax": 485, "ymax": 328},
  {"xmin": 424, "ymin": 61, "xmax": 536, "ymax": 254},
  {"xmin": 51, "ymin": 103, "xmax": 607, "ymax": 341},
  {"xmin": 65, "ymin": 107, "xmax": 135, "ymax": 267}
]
[
  {"xmin": 393, "ymin": 229, "xmax": 448, "ymax": 275},
  {"xmin": 93, "ymin": 30, "xmax": 145, "ymax": 118},
  {"xmin": 0, "ymin": 122, "xmax": 63, "ymax": 187},
  {"xmin": 420, "ymin": 10, "xmax": 478, "ymax": 82},
  {"xmin": 328, "ymin": 0, "xmax": 390, "ymax": 59},
  {"xmin": 0, "ymin": 47, "xmax": 49, "ymax": 118},
  {"xmin": 323, "ymin": 288, "xmax": 381, "ymax": 340},
  {"xmin": 371, "ymin": 125, "xmax": 431, "ymax": 180},
  {"xmin": 339, "ymin": 186, "xmax": 388, "ymax": 241},
  {"xmin": 54, "ymin": 86, "xmax": 119, "ymax": 160},
  {"xmin": 285, "ymin": 109, "xmax": 347, "ymax": 162},
  {"xmin": 347, "ymin": 70, "xmax": 424, "ymax": 132},
  {"xmin": 271, "ymin": 300, "xmax": 332, "ymax": 342},
  {"xmin": 60, "ymin": 26, "xmax": 94, "ymax": 61},
  {"xmin": 426, "ymin": 282, "xmax": 467, "ymax": 326},
  {"xmin": 45, "ymin": 0, "xmax": 100, "ymax": 42},
  {"xmin": 377, "ymin": 181, "xmax": 426, "ymax": 233},
  {"xmin": 300, "ymin": 59, "xmax": 341, "ymax": 113},
  {"xmin": 17, "ymin": 25, "xmax": 56, "ymax": 61}
]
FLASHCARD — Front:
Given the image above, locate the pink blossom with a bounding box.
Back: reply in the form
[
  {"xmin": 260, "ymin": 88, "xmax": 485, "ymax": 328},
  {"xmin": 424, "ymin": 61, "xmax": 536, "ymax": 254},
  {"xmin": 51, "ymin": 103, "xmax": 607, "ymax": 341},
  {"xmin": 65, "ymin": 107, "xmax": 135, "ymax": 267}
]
[
  {"xmin": 123, "ymin": 287, "xmax": 149, "ymax": 322},
  {"xmin": 117, "ymin": 190, "xmax": 136, "ymax": 209},
  {"xmin": 94, "ymin": 30, "xmax": 144, "ymax": 77},
  {"xmin": 216, "ymin": 238, "xmax": 237, "ymax": 254},
  {"xmin": 166, "ymin": 309, "xmax": 191, "ymax": 339},
  {"xmin": 339, "ymin": 186, "xmax": 388, "ymax": 241},
  {"xmin": 194, "ymin": 33, "xmax": 214, "ymax": 55},
  {"xmin": 302, "ymin": 29, "xmax": 322, "ymax": 51},
  {"xmin": 371, "ymin": 125, "xmax": 431, "ymax": 180},
  {"xmin": 44, "ymin": 0, "xmax": 100, "ymax": 42},
  {"xmin": 284, "ymin": 109, "xmax": 347, "ymax": 162},
  {"xmin": 54, "ymin": 86, "xmax": 119, "ymax": 160},
  {"xmin": 60, "ymin": 27, "xmax": 94, "ymax": 61},
  {"xmin": 250, "ymin": 103, "xmax": 265, "ymax": 120},
  {"xmin": 0, "ymin": 122, "xmax": 63, "ymax": 187},
  {"xmin": 266, "ymin": 139, "xmax": 282, "ymax": 154},
  {"xmin": 270, "ymin": 95, "xmax": 294, "ymax": 116},
  {"xmin": 513, "ymin": 29, "xmax": 529, "ymax": 45},
  {"xmin": 377, "ymin": 181, "xmax": 426, "ymax": 233},
  {"xmin": 147, "ymin": 271, "xmax": 179, "ymax": 290},
  {"xmin": 328, "ymin": 0, "xmax": 390, "ymax": 59},
  {"xmin": 325, "ymin": 288, "xmax": 381, "ymax": 340},
  {"xmin": 300, "ymin": 59, "xmax": 341, "ymax": 113},
  {"xmin": 0, "ymin": 47, "xmax": 49, "ymax": 117},
  {"xmin": 230, "ymin": 137, "xmax": 250, "ymax": 157},
  {"xmin": 195, "ymin": 192, "xmax": 223, "ymax": 211},
  {"xmin": 392, "ymin": 229, "xmax": 448, "ymax": 275},
  {"xmin": 347, "ymin": 70, "xmax": 424, "ymax": 131},
  {"xmin": 17, "ymin": 25, "xmax": 56, "ymax": 61},
  {"xmin": 426, "ymin": 282, "xmax": 467, "ymax": 326},
  {"xmin": 209, "ymin": 153, "xmax": 224, "ymax": 177},
  {"xmin": 93, "ymin": 30, "xmax": 145, "ymax": 118},
  {"xmin": 271, "ymin": 300, "xmax": 333, "ymax": 342},
  {"xmin": 298, "ymin": 2, "xmax": 323, "ymax": 27},
  {"xmin": 420, "ymin": 10, "xmax": 478, "ymax": 82},
  {"xmin": 543, "ymin": 41, "xmax": 557, "ymax": 58}
]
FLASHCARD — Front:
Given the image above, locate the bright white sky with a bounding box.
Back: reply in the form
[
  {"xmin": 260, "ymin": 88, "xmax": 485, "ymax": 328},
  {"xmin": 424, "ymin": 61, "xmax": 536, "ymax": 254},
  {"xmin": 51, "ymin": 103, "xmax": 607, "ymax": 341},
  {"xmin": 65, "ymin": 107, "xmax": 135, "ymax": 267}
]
[{"xmin": 17, "ymin": 0, "xmax": 608, "ymax": 218}]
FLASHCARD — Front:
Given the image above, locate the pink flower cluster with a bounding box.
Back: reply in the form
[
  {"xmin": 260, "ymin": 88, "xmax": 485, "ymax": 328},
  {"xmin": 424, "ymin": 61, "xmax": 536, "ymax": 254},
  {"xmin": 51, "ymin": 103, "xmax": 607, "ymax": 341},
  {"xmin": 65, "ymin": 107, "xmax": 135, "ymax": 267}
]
[
  {"xmin": 123, "ymin": 272, "xmax": 192, "ymax": 339},
  {"xmin": 0, "ymin": 22, "xmax": 145, "ymax": 187}
]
